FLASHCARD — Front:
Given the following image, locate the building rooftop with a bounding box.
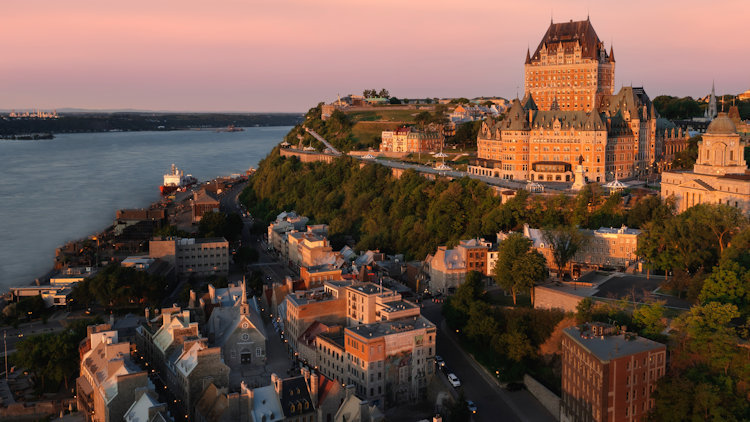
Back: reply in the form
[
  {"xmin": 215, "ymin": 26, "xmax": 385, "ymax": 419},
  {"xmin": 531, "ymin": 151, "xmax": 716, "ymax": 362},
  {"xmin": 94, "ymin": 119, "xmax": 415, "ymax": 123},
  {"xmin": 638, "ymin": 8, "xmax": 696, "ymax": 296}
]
[
  {"xmin": 594, "ymin": 226, "xmax": 641, "ymax": 236},
  {"xmin": 347, "ymin": 282, "xmax": 392, "ymax": 296},
  {"xmin": 563, "ymin": 326, "xmax": 665, "ymax": 362},
  {"xmin": 286, "ymin": 288, "xmax": 337, "ymax": 306},
  {"xmin": 347, "ymin": 316, "xmax": 435, "ymax": 339},
  {"xmin": 377, "ymin": 300, "xmax": 417, "ymax": 314}
]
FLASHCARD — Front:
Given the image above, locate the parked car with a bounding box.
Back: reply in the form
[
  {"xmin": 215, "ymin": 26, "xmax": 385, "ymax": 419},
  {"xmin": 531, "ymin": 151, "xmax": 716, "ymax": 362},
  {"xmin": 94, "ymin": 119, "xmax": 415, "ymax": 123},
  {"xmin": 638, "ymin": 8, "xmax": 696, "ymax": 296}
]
[
  {"xmin": 466, "ymin": 400, "xmax": 478, "ymax": 414},
  {"xmin": 435, "ymin": 355, "xmax": 445, "ymax": 368},
  {"xmin": 447, "ymin": 373, "xmax": 461, "ymax": 388}
]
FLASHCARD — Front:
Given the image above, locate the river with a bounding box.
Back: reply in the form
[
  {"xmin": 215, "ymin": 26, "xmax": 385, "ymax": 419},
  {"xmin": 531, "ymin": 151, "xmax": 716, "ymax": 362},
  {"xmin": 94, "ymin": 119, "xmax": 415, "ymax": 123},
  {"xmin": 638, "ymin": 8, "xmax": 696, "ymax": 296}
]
[{"xmin": 0, "ymin": 127, "xmax": 289, "ymax": 291}]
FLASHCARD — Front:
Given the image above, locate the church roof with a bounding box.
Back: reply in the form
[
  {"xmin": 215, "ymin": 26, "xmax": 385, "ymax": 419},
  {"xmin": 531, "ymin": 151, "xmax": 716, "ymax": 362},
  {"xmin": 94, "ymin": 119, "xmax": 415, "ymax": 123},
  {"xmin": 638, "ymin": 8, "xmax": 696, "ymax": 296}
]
[
  {"xmin": 706, "ymin": 112, "xmax": 737, "ymax": 135},
  {"xmin": 531, "ymin": 18, "xmax": 606, "ymax": 61}
]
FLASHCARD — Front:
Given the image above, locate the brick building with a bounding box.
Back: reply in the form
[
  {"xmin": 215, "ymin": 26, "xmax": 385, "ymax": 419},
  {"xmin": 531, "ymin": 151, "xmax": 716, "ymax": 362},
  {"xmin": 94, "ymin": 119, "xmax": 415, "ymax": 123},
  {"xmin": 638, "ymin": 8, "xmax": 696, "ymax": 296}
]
[
  {"xmin": 425, "ymin": 238, "xmax": 493, "ymax": 292},
  {"xmin": 561, "ymin": 323, "xmax": 667, "ymax": 422},
  {"xmin": 524, "ymin": 17, "xmax": 614, "ymax": 113},
  {"xmin": 191, "ymin": 188, "xmax": 220, "ymax": 223}
]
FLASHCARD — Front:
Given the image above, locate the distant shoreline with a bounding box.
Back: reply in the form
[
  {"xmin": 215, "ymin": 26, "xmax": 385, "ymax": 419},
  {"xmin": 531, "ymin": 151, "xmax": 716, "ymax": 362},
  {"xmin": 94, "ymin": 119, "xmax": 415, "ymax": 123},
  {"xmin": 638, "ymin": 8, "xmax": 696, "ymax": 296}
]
[{"xmin": 0, "ymin": 112, "xmax": 303, "ymax": 137}]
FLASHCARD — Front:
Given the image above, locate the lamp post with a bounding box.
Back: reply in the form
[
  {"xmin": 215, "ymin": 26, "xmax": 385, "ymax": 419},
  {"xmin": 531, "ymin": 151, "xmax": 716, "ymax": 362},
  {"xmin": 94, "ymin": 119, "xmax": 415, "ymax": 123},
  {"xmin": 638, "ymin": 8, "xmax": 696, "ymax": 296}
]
[{"xmin": 4, "ymin": 331, "xmax": 7, "ymax": 381}]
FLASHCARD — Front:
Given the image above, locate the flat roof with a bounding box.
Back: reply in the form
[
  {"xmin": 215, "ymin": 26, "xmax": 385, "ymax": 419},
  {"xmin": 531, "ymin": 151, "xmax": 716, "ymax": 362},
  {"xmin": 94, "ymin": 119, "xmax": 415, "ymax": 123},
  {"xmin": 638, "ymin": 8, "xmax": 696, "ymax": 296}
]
[
  {"xmin": 563, "ymin": 327, "xmax": 665, "ymax": 362},
  {"xmin": 347, "ymin": 282, "xmax": 390, "ymax": 295},
  {"xmin": 286, "ymin": 288, "xmax": 337, "ymax": 306},
  {"xmin": 346, "ymin": 316, "xmax": 435, "ymax": 339},
  {"xmin": 378, "ymin": 300, "xmax": 417, "ymax": 313}
]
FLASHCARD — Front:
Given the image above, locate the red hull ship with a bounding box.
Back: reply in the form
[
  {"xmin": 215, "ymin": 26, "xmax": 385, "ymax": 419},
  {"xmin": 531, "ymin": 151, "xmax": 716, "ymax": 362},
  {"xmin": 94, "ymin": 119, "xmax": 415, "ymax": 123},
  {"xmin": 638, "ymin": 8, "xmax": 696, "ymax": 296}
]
[{"xmin": 160, "ymin": 164, "xmax": 197, "ymax": 195}]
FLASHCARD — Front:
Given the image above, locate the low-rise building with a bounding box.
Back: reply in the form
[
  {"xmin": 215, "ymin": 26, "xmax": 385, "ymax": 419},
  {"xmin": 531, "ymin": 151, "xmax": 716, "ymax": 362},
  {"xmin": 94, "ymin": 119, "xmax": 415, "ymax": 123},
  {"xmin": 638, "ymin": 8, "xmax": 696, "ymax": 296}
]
[
  {"xmin": 76, "ymin": 325, "xmax": 150, "ymax": 422},
  {"xmin": 123, "ymin": 388, "xmax": 172, "ymax": 422},
  {"xmin": 425, "ymin": 238, "xmax": 493, "ymax": 292},
  {"xmin": 191, "ymin": 189, "xmax": 221, "ymax": 223},
  {"xmin": 523, "ymin": 224, "xmax": 640, "ymax": 272},
  {"xmin": 379, "ymin": 126, "xmax": 444, "ymax": 153},
  {"xmin": 135, "ymin": 307, "xmax": 230, "ymax": 420},
  {"xmin": 149, "ymin": 237, "xmax": 229, "ymax": 277},
  {"xmin": 561, "ymin": 323, "xmax": 667, "ymax": 422}
]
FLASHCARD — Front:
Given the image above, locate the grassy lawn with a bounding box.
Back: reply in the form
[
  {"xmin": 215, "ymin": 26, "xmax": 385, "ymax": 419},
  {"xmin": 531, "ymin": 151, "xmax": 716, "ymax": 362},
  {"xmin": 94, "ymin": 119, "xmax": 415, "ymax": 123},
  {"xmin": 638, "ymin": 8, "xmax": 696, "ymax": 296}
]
[
  {"xmin": 351, "ymin": 122, "xmax": 403, "ymax": 147},
  {"xmin": 486, "ymin": 289, "xmax": 533, "ymax": 307},
  {"xmin": 347, "ymin": 109, "xmax": 419, "ymax": 123}
]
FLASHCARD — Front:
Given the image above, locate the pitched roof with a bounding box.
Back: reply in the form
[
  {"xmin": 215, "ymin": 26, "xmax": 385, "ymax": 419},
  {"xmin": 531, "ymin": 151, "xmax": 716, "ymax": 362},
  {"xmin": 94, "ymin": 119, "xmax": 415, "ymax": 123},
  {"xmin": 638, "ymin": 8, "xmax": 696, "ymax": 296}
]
[
  {"xmin": 531, "ymin": 18, "xmax": 606, "ymax": 61},
  {"xmin": 279, "ymin": 376, "xmax": 315, "ymax": 417}
]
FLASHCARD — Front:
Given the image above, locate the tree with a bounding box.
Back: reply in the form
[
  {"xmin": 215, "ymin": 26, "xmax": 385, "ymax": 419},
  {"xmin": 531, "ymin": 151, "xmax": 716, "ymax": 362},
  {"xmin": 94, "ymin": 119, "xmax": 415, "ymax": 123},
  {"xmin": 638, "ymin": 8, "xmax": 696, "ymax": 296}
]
[
  {"xmin": 632, "ymin": 301, "xmax": 666, "ymax": 338},
  {"xmin": 542, "ymin": 226, "xmax": 586, "ymax": 279},
  {"xmin": 575, "ymin": 297, "xmax": 594, "ymax": 324},
  {"xmin": 698, "ymin": 260, "xmax": 749, "ymax": 315},
  {"xmin": 494, "ymin": 233, "xmax": 548, "ymax": 306},
  {"xmin": 690, "ymin": 203, "xmax": 748, "ymax": 255},
  {"xmin": 388, "ymin": 97, "xmax": 401, "ymax": 105},
  {"xmin": 378, "ymin": 88, "xmax": 390, "ymax": 98},
  {"xmin": 415, "ymin": 111, "xmax": 432, "ymax": 128}
]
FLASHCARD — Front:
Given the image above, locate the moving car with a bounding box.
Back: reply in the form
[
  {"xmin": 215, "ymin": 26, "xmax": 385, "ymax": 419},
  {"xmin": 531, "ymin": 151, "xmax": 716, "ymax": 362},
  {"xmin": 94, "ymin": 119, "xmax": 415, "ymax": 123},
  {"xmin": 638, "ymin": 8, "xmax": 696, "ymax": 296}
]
[
  {"xmin": 435, "ymin": 355, "xmax": 445, "ymax": 368},
  {"xmin": 467, "ymin": 400, "xmax": 477, "ymax": 414},
  {"xmin": 447, "ymin": 373, "xmax": 461, "ymax": 388}
]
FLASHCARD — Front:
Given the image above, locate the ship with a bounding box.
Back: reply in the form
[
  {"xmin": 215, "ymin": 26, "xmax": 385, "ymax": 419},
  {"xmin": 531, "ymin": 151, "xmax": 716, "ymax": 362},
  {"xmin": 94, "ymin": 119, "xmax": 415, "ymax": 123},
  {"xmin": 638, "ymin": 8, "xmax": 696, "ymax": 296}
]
[
  {"xmin": 160, "ymin": 164, "xmax": 197, "ymax": 195},
  {"xmin": 215, "ymin": 125, "xmax": 244, "ymax": 132}
]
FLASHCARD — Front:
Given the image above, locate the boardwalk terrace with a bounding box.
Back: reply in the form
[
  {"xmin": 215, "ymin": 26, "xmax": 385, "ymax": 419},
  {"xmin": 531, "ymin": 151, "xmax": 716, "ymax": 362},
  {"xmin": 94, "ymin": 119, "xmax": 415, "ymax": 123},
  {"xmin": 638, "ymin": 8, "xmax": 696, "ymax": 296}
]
[{"xmin": 561, "ymin": 324, "xmax": 666, "ymax": 422}]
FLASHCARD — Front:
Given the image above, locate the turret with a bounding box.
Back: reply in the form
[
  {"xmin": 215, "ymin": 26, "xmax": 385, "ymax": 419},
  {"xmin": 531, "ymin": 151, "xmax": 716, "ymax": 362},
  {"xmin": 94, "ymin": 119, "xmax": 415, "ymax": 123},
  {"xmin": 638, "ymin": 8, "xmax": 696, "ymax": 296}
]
[
  {"xmin": 609, "ymin": 45, "xmax": 615, "ymax": 63},
  {"xmin": 525, "ymin": 48, "xmax": 532, "ymax": 64}
]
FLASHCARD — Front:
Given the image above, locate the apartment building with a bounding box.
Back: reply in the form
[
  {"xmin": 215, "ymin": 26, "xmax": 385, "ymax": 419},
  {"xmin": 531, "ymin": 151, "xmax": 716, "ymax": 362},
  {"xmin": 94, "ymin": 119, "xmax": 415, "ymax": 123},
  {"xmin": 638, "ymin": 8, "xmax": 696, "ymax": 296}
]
[
  {"xmin": 343, "ymin": 316, "xmax": 436, "ymax": 407},
  {"xmin": 284, "ymin": 281, "xmax": 351, "ymax": 352},
  {"xmin": 561, "ymin": 323, "xmax": 666, "ymax": 422}
]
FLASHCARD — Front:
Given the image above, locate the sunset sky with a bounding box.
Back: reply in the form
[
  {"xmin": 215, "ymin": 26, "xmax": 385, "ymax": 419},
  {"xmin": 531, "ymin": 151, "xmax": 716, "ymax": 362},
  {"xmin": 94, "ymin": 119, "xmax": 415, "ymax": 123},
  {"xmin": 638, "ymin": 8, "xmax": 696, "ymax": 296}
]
[{"xmin": 3, "ymin": 0, "xmax": 748, "ymax": 112}]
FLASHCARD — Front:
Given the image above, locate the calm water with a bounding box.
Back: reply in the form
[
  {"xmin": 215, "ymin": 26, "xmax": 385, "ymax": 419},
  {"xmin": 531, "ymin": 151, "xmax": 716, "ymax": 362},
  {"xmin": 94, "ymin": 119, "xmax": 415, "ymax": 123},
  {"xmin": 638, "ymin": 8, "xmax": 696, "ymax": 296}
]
[{"xmin": 0, "ymin": 127, "xmax": 289, "ymax": 291}]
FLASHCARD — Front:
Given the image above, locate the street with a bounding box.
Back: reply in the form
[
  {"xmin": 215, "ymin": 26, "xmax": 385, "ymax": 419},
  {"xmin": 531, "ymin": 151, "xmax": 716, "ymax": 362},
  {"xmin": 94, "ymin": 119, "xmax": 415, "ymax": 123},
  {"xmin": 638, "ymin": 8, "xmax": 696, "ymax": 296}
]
[{"xmin": 421, "ymin": 300, "xmax": 556, "ymax": 422}]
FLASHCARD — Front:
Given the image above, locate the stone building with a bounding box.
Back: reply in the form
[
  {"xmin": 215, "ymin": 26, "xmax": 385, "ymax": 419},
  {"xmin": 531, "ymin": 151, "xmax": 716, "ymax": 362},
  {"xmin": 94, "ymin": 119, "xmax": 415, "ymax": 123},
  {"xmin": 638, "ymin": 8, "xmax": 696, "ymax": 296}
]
[
  {"xmin": 561, "ymin": 323, "xmax": 666, "ymax": 422},
  {"xmin": 379, "ymin": 126, "xmax": 444, "ymax": 153},
  {"xmin": 661, "ymin": 112, "xmax": 750, "ymax": 214},
  {"xmin": 284, "ymin": 281, "xmax": 351, "ymax": 352},
  {"xmin": 77, "ymin": 325, "xmax": 150, "ymax": 422},
  {"xmin": 425, "ymin": 238, "xmax": 493, "ymax": 292},
  {"xmin": 522, "ymin": 224, "xmax": 640, "ymax": 272},
  {"xmin": 203, "ymin": 282, "xmax": 268, "ymax": 380},
  {"xmin": 135, "ymin": 307, "xmax": 230, "ymax": 421},
  {"xmin": 123, "ymin": 389, "xmax": 172, "ymax": 422}
]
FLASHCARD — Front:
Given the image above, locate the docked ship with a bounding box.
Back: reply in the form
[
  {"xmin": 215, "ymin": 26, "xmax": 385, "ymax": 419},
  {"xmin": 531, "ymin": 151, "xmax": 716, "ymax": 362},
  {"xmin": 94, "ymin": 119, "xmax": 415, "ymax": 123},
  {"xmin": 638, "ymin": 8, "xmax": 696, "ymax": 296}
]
[
  {"xmin": 160, "ymin": 164, "xmax": 197, "ymax": 195},
  {"xmin": 215, "ymin": 125, "xmax": 244, "ymax": 132}
]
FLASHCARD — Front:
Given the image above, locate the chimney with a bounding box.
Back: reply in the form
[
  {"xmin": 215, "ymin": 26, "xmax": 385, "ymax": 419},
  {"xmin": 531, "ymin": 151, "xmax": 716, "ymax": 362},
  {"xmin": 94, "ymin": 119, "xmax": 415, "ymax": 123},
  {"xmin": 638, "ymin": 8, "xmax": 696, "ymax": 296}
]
[
  {"xmin": 189, "ymin": 290, "xmax": 197, "ymax": 308},
  {"xmin": 310, "ymin": 372, "xmax": 319, "ymax": 405},
  {"xmin": 109, "ymin": 312, "xmax": 114, "ymax": 327},
  {"xmin": 271, "ymin": 373, "xmax": 282, "ymax": 395},
  {"xmin": 345, "ymin": 384, "xmax": 355, "ymax": 401},
  {"xmin": 144, "ymin": 307, "xmax": 150, "ymax": 320},
  {"xmin": 286, "ymin": 276, "xmax": 294, "ymax": 292},
  {"xmin": 359, "ymin": 400, "xmax": 370, "ymax": 420},
  {"xmin": 241, "ymin": 381, "xmax": 254, "ymax": 412},
  {"xmin": 301, "ymin": 366, "xmax": 310, "ymax": 386}
]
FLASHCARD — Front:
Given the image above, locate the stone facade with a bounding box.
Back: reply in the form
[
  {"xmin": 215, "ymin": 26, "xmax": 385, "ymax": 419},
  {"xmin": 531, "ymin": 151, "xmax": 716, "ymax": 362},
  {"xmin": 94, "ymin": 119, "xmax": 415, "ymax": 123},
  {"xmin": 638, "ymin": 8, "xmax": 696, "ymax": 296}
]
[
  {"xmin": 661, "ymin": 112, "xmax": 750, "ymax": 214},
  {"xmin": 379, "ymin": 126, "xmax": 444, "ymax": 153},
  {"xmin": 149, "ymin": 237, "xmax": 229, "ymax": 277}
]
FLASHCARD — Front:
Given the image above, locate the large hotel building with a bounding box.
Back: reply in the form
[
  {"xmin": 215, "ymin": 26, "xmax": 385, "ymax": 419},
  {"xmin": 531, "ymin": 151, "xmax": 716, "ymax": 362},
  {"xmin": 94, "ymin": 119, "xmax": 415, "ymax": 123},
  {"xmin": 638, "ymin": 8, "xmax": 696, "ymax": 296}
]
[{"xmin": 470, "ymin": 18, "xmax": 689, "ymax": 183}]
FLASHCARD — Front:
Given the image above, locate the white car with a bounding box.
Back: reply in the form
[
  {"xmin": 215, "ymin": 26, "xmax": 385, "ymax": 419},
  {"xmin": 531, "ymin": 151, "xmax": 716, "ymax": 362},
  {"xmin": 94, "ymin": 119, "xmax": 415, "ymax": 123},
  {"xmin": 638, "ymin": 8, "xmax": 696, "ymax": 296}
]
[{"xmin": 447, "ymin": 373, "xmax": 461, "ymax": 388}]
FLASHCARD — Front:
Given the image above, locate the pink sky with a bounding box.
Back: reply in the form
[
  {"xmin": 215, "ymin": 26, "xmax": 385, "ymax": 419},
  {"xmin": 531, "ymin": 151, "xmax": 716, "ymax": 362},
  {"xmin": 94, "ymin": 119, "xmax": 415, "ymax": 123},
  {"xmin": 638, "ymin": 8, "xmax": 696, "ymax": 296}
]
[{"xmin": 2, "ymin": 0, "xmax": 748, "ymax": 112}]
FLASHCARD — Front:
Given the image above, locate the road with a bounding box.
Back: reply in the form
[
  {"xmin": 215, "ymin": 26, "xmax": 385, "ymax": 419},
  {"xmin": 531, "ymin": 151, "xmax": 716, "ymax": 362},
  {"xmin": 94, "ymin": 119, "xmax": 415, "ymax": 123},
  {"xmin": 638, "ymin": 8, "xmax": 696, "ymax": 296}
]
[
  {"xmin": 220, "ymin": 182, "xmax": 296, "ymax": 285},
  {"xmin": 421, "ymin": 300, "xmax": 556, "ymax": 422},
  {"xmin": 354, "ymin": 155, "xmax": 575, "ymax": 193}
]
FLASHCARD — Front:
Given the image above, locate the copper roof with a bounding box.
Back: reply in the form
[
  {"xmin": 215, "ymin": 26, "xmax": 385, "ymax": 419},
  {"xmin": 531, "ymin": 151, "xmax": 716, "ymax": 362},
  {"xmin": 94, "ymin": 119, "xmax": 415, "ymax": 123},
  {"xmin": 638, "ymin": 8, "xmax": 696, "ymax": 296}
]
[{"xmin": 531, "ymin": 18, "xmax": 606, "ymax": 61}]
